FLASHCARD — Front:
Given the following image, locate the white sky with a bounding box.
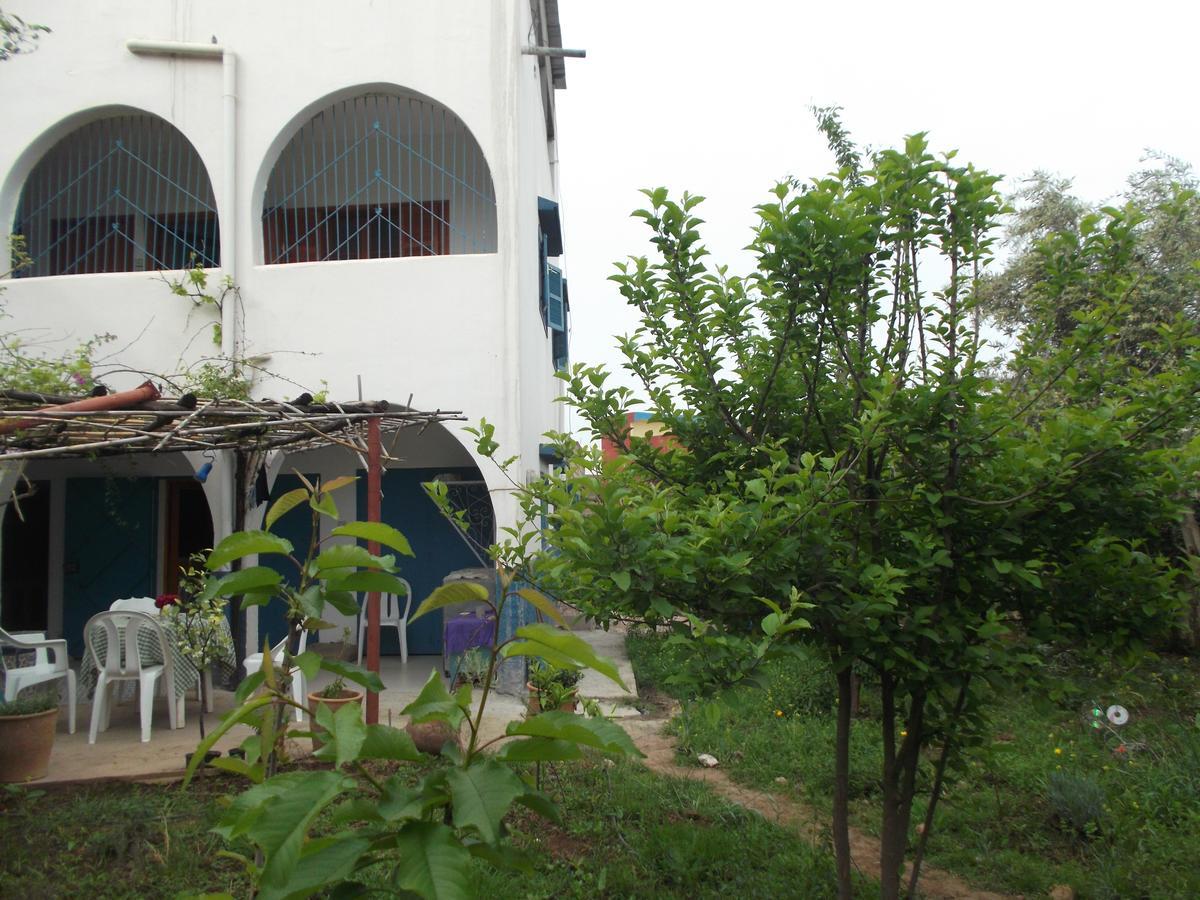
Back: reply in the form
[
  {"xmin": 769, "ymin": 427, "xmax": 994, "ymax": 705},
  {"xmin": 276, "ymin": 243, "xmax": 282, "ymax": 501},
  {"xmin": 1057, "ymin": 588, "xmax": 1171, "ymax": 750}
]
[{"xmin": 554, "ymin": 0, "xmax": 1200, "ymax": 421}]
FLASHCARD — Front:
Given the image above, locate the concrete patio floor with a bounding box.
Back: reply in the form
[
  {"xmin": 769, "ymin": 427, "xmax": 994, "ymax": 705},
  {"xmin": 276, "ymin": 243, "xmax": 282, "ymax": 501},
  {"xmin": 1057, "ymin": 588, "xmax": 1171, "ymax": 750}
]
[{"xmin": 33, "ymin": 628, "xmax": 641, "ymax": 784}]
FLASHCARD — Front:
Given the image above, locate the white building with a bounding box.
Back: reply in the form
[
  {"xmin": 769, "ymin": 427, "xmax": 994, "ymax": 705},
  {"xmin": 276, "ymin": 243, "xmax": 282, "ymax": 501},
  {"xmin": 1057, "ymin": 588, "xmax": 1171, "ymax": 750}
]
[{"xmin": 0, "ymin": 1, "xmax": 574, "ymax": 660}]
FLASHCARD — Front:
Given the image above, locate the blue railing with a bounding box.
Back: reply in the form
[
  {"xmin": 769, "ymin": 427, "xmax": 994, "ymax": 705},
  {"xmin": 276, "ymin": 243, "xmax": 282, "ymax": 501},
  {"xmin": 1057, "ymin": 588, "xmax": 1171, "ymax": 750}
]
[
  {"xmin": 261, "ymin": 93, "xmax": 497, "ymax": 265},
  {"xmin": 13, "ymin": 115, "xmax": 219, "ymax": 277}
]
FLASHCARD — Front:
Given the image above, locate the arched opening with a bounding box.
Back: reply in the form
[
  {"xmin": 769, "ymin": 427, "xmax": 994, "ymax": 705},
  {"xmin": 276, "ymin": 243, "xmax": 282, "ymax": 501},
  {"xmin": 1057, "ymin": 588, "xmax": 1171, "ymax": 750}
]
[
  {"xmin": 261, "ymin": 91, "xmax": 497, "ymax": 265},
  {"xmin": 13, "ymin": 113, "xmax": 219, "ymax": 277}
]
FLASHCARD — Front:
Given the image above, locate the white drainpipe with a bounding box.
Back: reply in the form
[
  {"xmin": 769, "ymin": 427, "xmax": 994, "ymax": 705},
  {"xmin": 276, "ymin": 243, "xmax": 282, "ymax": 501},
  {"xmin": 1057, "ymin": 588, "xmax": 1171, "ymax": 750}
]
[{"xmin": 125, "ymin": 40, "xmax": 238, "ymax": 360}]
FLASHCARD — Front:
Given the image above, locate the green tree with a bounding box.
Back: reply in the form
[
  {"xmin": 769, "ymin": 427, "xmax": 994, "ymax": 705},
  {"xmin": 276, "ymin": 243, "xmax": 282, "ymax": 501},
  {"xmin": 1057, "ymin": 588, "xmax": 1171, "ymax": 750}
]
[
  {"xmin": 477, "ymin": 124, "xmax": 1200, "ymax": 899},
  {"xmin": 978, "ymin": 155, "xmax": 1200, "ymax": 363}
]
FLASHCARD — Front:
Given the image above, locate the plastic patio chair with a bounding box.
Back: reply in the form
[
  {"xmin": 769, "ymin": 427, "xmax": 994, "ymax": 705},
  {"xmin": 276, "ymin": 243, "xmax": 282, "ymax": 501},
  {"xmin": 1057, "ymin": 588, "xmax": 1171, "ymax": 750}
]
[
  {"xmin": 109, "ymin": 597, "xmax": 159, "ymax": 614},
  {"xmin": 112, "ymin": 597, "xmax": 213, "ymax": 710},
  {"xmin": 357, "ymin": 578, "xmax": 413, "ymax": 665},
  {"xmin": 0, "ymin": 628, "xmax": 76, "ymax": 734},
  {"xmin": 242, "ymin": 628, "xmax": 310, "ymax": 722},
  {"xmin": 85, "ymin": 611, "xmax": 180, "ymax": 743}
]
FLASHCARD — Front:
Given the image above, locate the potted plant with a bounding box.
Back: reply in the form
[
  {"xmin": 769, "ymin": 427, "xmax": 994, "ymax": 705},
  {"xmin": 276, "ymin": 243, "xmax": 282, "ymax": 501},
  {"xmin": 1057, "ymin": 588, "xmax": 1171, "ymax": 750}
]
[
  {"xmin": 450, "ymin": 647, "xmax": 489, "ymax": 690},
  {"xmin": 307, "ymin": 676, "xmax": 364, "ymax": 751},
  {"xmin": 0, "ymin": 688, "xmax": 59, "ymax": 783},
  {"xmin": 160, "ymin": 552, "xmax": 233, "ymax": 745},
  {"xmin": 527, "ymin": 660, "xmax": 582, "ymax": 714}
]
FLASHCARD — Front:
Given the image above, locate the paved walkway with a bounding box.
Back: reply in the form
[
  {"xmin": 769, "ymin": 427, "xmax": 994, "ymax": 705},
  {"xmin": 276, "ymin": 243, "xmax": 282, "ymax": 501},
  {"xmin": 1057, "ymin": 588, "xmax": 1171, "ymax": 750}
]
[{"xmin": 31, "ymin": 629, "xmax": 636, "ymax": 784}]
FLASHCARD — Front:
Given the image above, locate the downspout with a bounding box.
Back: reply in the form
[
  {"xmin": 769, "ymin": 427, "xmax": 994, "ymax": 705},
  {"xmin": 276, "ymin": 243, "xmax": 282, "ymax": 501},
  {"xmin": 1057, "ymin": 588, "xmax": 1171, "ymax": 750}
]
[{"xmin": 125, "ymin": 40, "xmax": 238, "ymax": 359}]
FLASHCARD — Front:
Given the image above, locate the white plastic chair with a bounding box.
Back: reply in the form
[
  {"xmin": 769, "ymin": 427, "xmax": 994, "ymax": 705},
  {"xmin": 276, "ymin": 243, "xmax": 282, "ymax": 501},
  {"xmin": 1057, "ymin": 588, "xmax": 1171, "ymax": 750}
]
[
  {"xmin": 85, "ymin": 611, "xmax": 180, "ymax": 743},
  {"xmin": 358, "ymin": 579, "xmax": 413, "ymax": 665},
  {"xmin": 114, "ymin": 597, "xmax": 214, "ymax": 710},
  {"xmin": 0, "ymin": 628, "xmax": 76, "ymax": 734},
  {"xmin": 243, "ymin": 628, "xmax": 310, "ymax": 722},
  {"xmin": 109, "ymin": 597, "xmax": 159, "ymax": 614}
]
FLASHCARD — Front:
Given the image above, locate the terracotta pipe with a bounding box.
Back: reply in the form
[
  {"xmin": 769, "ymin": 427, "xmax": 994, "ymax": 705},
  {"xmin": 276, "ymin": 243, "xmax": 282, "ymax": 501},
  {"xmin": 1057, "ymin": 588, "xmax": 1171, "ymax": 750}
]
[{"xmin": 0, "ymin": 380, "xmax": 161, "ymax": 435}]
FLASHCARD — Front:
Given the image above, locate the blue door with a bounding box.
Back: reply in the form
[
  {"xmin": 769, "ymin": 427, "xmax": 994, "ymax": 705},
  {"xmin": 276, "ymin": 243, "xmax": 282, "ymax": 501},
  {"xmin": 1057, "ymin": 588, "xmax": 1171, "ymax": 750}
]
[
  {"xmin": 63, "ymin": 478, "xmax": 158, "ymax": 657},
  {"xmin": 357, "ymin": 467, "xmax": 489, "ymax": 655}
]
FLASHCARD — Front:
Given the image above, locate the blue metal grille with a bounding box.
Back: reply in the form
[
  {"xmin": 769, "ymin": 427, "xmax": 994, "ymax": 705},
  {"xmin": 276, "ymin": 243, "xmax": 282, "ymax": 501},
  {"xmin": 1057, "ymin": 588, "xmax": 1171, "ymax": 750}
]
[
  {"xmin": 262, "ymin": 93, "xmax": 497, "ymax": 265},
  {"xmin": 13, "ymin": 114, "xmax": 219, "ymax": 277}
]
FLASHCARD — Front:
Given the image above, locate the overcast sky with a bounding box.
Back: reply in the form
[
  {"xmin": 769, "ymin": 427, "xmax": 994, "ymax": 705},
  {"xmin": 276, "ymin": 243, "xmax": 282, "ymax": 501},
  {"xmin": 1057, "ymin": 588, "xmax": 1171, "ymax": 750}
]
[{"xmin": 553, "ymin": 0, "xmax": 1200, "ymax": 423}]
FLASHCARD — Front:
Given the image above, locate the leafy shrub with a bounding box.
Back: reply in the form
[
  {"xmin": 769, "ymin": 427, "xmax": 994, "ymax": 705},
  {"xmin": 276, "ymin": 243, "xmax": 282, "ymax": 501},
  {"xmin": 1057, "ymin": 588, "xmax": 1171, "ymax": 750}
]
[
  {"xmin": 0, "ymin": 689, "xmax": 58, "ymax": 716},
  {"xmin": 1045, "ymin": 771, "xmax": 1106, "ymax": 838}
]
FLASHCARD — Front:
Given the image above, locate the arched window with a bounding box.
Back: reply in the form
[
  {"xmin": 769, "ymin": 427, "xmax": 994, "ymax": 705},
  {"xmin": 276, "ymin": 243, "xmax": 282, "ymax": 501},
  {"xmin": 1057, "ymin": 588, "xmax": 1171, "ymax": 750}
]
[
  {"xmin": 13, "ymin": 114, "xmax": 219, "ymax": 277},
  {"xmin": 262, "ymin": 92, "xmax": 496, "ymax": 265}
]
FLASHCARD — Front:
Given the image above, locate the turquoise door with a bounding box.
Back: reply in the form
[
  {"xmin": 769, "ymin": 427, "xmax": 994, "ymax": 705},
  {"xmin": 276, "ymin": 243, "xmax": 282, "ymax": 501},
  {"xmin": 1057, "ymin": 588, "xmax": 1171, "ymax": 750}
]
[
  {"xmin": 358, "ymin": 467, "xmax": 489, "ymax": 656},
  {"xmin": 63, "ymin": 478, "xmax": 158, "ymax": 657}
]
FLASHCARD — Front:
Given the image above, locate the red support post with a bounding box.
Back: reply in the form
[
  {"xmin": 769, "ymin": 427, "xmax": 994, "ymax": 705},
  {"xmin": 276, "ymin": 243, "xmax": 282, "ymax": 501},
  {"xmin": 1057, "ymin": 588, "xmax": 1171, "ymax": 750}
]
[{"xmin": 365, "ymin": 415, "xmax": 382, "ymax": 725}]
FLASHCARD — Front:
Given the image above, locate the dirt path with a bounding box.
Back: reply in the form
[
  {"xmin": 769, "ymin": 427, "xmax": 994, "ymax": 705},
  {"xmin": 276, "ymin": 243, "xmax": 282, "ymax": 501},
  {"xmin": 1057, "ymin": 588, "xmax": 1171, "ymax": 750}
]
[{"xmin": 623, "ymin": 715, "xmax": 1017, "ymax": 900}]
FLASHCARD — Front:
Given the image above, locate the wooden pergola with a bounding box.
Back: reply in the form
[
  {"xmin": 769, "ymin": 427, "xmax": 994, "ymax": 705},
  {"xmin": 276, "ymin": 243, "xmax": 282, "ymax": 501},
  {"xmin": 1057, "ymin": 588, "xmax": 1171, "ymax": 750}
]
[{"xmin": 0, "ymin": 381, "xmax": 466, "ymax": 724}]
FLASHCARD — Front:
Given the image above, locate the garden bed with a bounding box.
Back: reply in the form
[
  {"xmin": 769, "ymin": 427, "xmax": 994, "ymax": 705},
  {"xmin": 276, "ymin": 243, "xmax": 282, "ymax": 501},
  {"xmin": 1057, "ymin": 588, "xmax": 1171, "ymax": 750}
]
[{"xmin": 628, "ymin": 630, "xmax": 1200, "ymax": 898}]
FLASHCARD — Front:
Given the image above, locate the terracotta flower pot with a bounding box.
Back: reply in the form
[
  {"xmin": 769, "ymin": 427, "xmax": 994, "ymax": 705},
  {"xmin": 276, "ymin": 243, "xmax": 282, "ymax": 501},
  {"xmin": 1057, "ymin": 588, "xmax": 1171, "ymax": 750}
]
[
  {"xmin": 526, "ymin": 682, "xmax": 578, "ymax": 715},
  {"xmin": 0, "ymin": 708, "xmax": 58, "ymax": 783},
  {"xmin": 405, "ymin": 719, "xmax": 461, "ymax": 755},
  {"xmin": 307, "ymin": 688, "xmax": 364, "ymax": 752}
]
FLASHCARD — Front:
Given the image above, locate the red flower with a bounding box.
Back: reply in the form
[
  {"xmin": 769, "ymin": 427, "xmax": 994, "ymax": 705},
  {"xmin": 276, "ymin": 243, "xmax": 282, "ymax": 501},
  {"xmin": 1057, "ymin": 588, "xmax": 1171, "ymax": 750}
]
[{"xmin": 155, "ymin": 594, "xmax": 179, "ymax": 609}]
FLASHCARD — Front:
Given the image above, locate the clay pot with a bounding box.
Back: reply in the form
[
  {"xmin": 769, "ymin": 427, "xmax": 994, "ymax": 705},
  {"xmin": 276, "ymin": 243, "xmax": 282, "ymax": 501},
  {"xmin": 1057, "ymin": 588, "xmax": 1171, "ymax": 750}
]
[
  {"xmin": 0, "ymin": 708, "xmax": 57, "ymax": 783},
  {"xmin": 526, "ymin": 683, "xmax": 578, "ymax": 715},
  {"xmin": 405, "ymin": 719, "xmax": 461, "ymax": 755},
  {"xmin": 307, "ymin": 688, "xmax": 365, "ymax": 751}
]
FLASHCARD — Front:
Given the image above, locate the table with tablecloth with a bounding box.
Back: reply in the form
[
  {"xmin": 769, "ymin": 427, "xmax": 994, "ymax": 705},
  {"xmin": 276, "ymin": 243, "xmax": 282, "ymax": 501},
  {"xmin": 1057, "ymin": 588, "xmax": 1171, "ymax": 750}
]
[
  {"xmin": 79, "ymin": 614, "xmax": 237, "ymax": 702},
  {"xmin": 443, "ymin": 611, "xmax": 497, "ymax": 678}
]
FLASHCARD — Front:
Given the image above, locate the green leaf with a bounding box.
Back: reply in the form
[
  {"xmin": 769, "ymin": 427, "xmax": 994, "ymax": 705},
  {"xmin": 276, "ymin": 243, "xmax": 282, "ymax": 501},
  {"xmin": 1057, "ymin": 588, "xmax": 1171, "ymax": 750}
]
[
  {"xmin": 410, "ymin": 582, "xmax": 490, "ymax": 625},
  {"xmin": 331, "ymin": 521, "xmax": 415, "ymax": 557},
  {"xmin": 327, "ymin": 571, "xmax": 410, "ymax": 598},
  {"xmin": 234, "ymin": 670, "xmax": 266, "ymax": 703},
  {"xmin": 313, "ymin": 701, "xmax": 366, "ymax": 768},
  {"xmin": 293, "ymin": 651, "xmax": 322, "ymax": 682},
  {"xmin": 320, "ymin": 475, "xmax": 359, "ymax": 494},
  {"xmin": 207, "ymin": 531, "xmax": 294, "ymax": 572},
  {"xmin": 400, "ymin": 669, "xmax": 465, "ymax": 729},
  {"xmin": 249, "ymin": 772, "xmax": 354, "ymax": 899},
  {"xmin": 506, "ymin": 711, "xmax": 642, "ymax": 757},
  {"xmin": 611, "ymin": 571, "xmax": 631, "ymax": 592},
  {"xmin": 445, "ymin": 759, "xmax": 528, "ymax": 844},
  {"xmin": 264, "ymin": 488, "xmax": 308, "ymax": 532},
  {"xmin": 313, "ymin": 544, "xmax": 396, "ymax": 574},
  {"xmin": 198, "ymin": 566, "xmax": 283, "ymax": 601},
  {"xmin": 500, "ymin": 623, "xmax": 628, "ymax": 691},
  {"xmin": 183, "ymin": 695, "xmax": 275, "ymax": 786},
  {"xmin": 992, "ymin": 558, "xmax": 1014, "ymax": 574},
  {"xmin": 271, "ymin": 834, "xmax": 373, "ymax": 900},
  {"xmin": 358, "ymin": 724, "xmax": 422, "ymax": 762},
  {"xmin": 309, "ymin": 490, "xmax": 339, "ymax": 520},
  {"xmin": 320, "ymin": 589, "xmax": 361, "ymax": 618},
  {"xmin": 493, "ymin": 737, "xmax": 583, "ymax": 763},
  {"xmin": 517, "ymin": 587, "xmax": 566, "ymax": 627},
  {"xmin": 318, "ymin": 657, "xmax": 385, "ymax": 693},
  {"xmin": 392, "ymin": 822, "xmax": 472, "ymax": 900}
]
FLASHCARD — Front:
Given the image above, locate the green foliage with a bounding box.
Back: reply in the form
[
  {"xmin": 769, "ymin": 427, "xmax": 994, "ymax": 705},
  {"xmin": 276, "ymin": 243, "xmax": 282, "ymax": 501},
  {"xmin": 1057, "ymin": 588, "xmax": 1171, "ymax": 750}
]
[
  {"xmin": 1045, "ymin": 771, "xmax": 1105, "ymax": 839},
  {"xmin": 189, "ymin": 523, "xmax": 641, "ymax": 899},
  {"xmin": 474, "ymin": 125, "xmax": 1200, "ymax": 898},
  {"xmin": 0, "ymin": 687, "xmax": 58, "ymax": 716}
]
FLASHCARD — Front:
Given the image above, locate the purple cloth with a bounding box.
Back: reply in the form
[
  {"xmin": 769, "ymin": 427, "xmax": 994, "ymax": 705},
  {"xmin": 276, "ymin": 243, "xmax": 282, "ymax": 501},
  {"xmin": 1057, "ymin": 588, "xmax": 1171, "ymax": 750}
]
[{"xmin": 443, "ymin": 612, "xmax": 496, "ymax": 656}]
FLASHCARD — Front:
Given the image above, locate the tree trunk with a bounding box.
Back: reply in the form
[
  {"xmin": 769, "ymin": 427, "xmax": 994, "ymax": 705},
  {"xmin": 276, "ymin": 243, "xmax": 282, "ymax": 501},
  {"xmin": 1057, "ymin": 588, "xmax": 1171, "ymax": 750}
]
[
  {"xmin": 879, "ymin": 676, "xmax": 927, "ymax": 900},
  {"xmin": 907, "ymin": 680, "xmax": 969, "ymax": 899},
  {"xmin": 833, "ymin": 664, "xmax": 854, "ymax": 900}
]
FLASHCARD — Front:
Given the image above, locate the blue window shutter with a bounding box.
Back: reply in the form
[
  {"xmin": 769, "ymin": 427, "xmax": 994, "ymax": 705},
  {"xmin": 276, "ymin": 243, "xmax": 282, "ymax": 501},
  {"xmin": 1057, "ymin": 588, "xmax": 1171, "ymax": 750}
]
[
  {"xmin": 553, "ymin": 277, "xmax": 569, "ymax": 370},
  {"xmin": 546, "ymin": 264, "xmax": 565, "ymax": 332}
]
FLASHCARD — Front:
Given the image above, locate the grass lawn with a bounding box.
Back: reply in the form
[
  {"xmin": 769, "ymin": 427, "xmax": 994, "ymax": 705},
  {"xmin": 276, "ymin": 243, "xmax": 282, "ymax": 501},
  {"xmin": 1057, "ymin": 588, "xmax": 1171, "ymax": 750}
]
[
  {"xmin": 1, "ymin": 748, "xmax": 870, "ymax": 898},
  {"xmin": 628, "ymin": 631, "xmax": 1200, "ymax": 899}
]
